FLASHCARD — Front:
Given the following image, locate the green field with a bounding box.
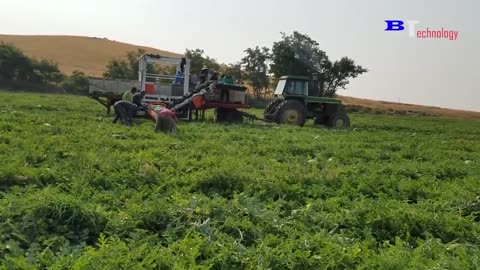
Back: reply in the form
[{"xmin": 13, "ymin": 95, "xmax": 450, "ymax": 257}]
[{"xmin": 0, "ymin": 91, "xmax": 479, "ymax": 269}]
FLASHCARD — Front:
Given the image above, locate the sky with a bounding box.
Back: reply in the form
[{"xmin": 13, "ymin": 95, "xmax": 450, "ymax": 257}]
[{"xmin": 0, "ymin": 0, "xmax": 479, "ymax": 111}]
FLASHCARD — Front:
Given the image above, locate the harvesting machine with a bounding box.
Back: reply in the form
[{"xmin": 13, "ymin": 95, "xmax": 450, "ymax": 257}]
[{"xmin": 89, "ymin": 54, "xmax": 350, "ymax": 128}]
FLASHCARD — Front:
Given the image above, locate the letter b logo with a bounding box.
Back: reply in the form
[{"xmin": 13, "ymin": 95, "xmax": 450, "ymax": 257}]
[{"xmin": 385, "ymin": 20, "xmax": 405, "ymax": 31}]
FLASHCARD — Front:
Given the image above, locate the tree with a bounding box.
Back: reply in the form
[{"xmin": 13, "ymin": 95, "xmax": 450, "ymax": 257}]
[
  {"xmin": 103, "ymin": 49, "xmax": 157, "ymax": 80},
  {"xmin": 318, "ymin": 57, "xmax": 367, "ymax": 97},
  {"xmin": 242, "ymin": 46, "xmax": 270, "ymax": 98},
  {"xmin": 270, "ymin": 31, "xmax": 367, "ymax": 97},
  {"xmin": 0, "ymin": 43, "xmax": 33, "ymax": 81},
  {"xmin": 32, "ymin": 59, "xmax": 64, "ymax": 84},
  {"xmin": 103, "ymin": 59, "xmax": 131, "ymax": 79},
  {"xmin": 185, "ymin": 49, "xmax": 220, "ymax": 75},
  {"xmin": 62, "ymin": 70, "xmax": 90, "ymax": 94},
  {"xmin": 0, "ymin": 43, "xmax": 64, "ymax": 84}
]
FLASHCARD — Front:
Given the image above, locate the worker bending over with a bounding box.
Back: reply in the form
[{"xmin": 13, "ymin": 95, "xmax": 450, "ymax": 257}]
[
  {"xmin": 154, "ymin": 106, "xmax": 178, "ymax": 134},
  {"xmin": 112, "ymin": 100, "xmax": 137, "ymax": 126}
]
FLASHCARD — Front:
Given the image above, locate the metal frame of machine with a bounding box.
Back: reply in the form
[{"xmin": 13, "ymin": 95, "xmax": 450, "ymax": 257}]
[{"xmin": 138, "ymin": 54, "xmax": 191, "ymax": 103}]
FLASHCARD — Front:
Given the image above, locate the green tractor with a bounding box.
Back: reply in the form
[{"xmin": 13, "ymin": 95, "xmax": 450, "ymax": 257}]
[{"xmin": 264, "ymin": 75, "xmax": 350, "ymax": 128}]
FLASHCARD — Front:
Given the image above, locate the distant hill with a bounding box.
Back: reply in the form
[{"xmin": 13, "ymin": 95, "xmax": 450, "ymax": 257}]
[
  {"xmin": 1, "ymin": 34, "xmax": 478, "ymax": 119},
  {"xmin": 339, "ymin": 96, "xmax": 480, "ymax": 119},
  {"xmin": 0, "ymin": 34, "xmax": 182, "ymax": 77}
]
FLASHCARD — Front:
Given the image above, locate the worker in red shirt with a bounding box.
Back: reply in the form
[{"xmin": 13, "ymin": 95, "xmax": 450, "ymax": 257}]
[{"xmin": 154, "ymin": 106, "xmax": 178, "ymax": 134}]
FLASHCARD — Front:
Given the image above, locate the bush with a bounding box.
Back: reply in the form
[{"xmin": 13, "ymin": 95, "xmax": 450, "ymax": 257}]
[{"xmin": 62, "ymin": 70, "xmax": 89, "ymax": 94}]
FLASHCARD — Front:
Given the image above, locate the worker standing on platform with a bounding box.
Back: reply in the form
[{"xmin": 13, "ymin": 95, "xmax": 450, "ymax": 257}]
[
  {"xmin": 200, "ymin": 66, "xmax": 209, "ymax": 83},
  {"xmin": 174, "ymin": 70, "xmax": 183, "ymax": 85},
  {"xmin": 223, "ymin": 74, "xmax": 234, "ymax": 84}
]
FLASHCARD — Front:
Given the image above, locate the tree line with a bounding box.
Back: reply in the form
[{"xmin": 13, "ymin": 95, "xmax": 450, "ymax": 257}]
[
  {"xmin": 0, "ymin": 43, "xmax": 90, "ymax": 93},
  {"xmin": 1, "ymin": 31, "xmax": 367, "ymax": 97},
  {"xmin": 103, "ymin": 31, "xmax": 368, "ymax": 98}
]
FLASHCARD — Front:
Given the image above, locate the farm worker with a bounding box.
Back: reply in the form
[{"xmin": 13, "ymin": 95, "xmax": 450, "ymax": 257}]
[
  {"xmin": 154, "ymin": 106, "xmax": 178, "ymax": 134},
  {"xmin": 112, "ymin": 100, "xmax": 138, "ymax": 126},
  {"xmin": 201, "ymin": 66, "xmax": 209, "ymax": 77},
  {"xmin": 223, "ymin": 74, "xmax": 234, "ymax": 84},
  {"xmin": 210, "ymin": 72, "xmax": 219, "ymax": 81},
  {"xmin": 174, "ymin": 70, "xmax": 183, "ymax": 84},
  {"xmin": 199, "ymin": 74, "xmax": 207, "ymax": 84},
  {"xmin": 132, "ymin": 91, "xmax": 146, "ymax": 110},
  {"xmin": 122, "ymin": 87, "xmax": 137, "ymax": 103}
]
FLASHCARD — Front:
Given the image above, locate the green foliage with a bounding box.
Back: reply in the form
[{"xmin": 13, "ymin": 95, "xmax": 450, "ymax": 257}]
[
  {"xmin": 62, "ymin": 70, "xmax": 90, "ymax": 94},
  {"xmin": 31, "ymin": 59, "xmax": 64, "ymax": 84},
  {"xmin": 270, "ymin": 31, "xmax": 368, "ymax": 97},
  {"xmin": 0, "ymin": 91, "xmax": 479, "ymax": 269},
  {"xmin": 185, "ymin": 49, "xmax": 220, "ymax": 75},
  {"xmin": 0, "ymin": 43, "xmax": 64, "ymax": 85},
  {"xmin": 242, "ymin": 46, "xmax": 270, "ymax": 97},
  {"xmin": 0, "ymin": 43, "xmax": 33, "ymax": 81},
  {"xmin": 103, "ymin": 58, "xmax": 131, "ymax": 79},
  {"xmin": 103, "ymin": 49, "xmax": 156, "ymax": 80}
]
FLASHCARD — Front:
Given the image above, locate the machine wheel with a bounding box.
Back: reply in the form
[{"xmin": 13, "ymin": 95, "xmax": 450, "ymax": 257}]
[
  {"xmin": 327, "ymin": 111, "xmax": 350, "ymax": 128},
  {"xmin": 275, "ymin": 100, "xmax": 306, "ymax": 126}
]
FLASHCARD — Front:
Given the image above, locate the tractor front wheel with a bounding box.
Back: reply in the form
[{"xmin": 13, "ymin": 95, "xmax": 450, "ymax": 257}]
[
  {"xmin": 275, "ymin": 100, "xmax": 306, "ymax": 126},
  {"xmin": 327, "ymin": 111, "xmax": 350, "ymax": 128}
]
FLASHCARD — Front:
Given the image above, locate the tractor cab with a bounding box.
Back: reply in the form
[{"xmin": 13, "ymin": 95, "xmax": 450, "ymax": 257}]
[
  {"xmin": 273, "ymin": 76, "xmax": 309, "ymax": 97},
  {"xmin": 264, "ymin": 74, "xmax": 350, "ymax": 128}
]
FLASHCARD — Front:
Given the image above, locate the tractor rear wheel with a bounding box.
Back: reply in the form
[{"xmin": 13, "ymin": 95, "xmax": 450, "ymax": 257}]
[
  {"xmin": 327, "ymin": 111, "xmax": 350, "ymax": 128},
  {"xmin": 275, "ymin": 100, "xmax": 306, "ymax": 126}
]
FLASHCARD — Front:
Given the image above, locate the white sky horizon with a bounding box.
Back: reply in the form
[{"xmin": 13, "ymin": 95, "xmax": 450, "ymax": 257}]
[{"xmin": 0, "ymin": 0, "xmax": 478, "ymax": 112}]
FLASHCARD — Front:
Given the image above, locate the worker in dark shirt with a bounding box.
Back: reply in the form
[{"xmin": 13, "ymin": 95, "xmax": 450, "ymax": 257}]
[
  {"xmin": 210, "ymin": 72, "xmax": 219, "ymax": 81},
  {"xmin": 132, "ymin": 91, "xmax": 145, "ymax": 108},
  {"xmin": 112, "ymin": 100, "xmax": 138, "ymax": 126}
]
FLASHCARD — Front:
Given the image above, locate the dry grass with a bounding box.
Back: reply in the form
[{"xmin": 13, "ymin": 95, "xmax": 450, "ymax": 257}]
[
  {"xmin": 339, "ymin": 95, "xmax": 480, "ymax": 119},
  {"xmin": 0, "ymin": 34, "xmax": 182, "ymax": 77}
]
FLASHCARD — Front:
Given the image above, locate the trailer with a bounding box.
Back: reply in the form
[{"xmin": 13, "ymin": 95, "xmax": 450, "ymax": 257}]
[{"xmin": 88, "ymin": 77, "xmax": 140, "ymax": 114}]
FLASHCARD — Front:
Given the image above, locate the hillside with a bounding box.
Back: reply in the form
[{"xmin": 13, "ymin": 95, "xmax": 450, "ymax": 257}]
[
  {"xmin": 339, "ymin": 96, "xmax": 480, "ymax": 120},
  {"xmin": 0, "ymin": 34, "xmax": 182, "ymax": 77},
  {"xmin": 1, "ymin": 34, "xmax": 478, "ymax": 119}
]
